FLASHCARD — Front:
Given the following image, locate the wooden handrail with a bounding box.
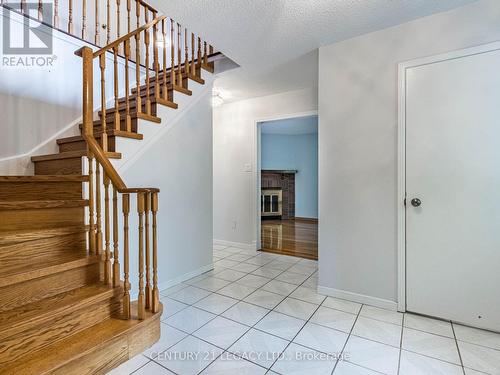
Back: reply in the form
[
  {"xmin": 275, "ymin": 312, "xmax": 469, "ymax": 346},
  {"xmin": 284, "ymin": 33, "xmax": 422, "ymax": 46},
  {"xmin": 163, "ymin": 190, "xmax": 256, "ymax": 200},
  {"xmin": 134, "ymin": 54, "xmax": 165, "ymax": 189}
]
[{"xmin": 93, "ymin": 15, "xmax": 166, "ymax": 57}]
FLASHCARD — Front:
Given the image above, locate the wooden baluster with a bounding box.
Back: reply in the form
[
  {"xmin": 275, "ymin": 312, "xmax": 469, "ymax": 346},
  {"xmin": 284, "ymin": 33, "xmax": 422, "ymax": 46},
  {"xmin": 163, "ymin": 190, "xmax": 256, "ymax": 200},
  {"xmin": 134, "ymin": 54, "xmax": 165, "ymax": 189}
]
[
  {"xmin": 99, "ymin": 54, "xmax": 108, "ymax": 152},
  {"xmin": 124, "ymin": 40, "xmax": 131, "ymax": 132},
  {"xmin": 21, "ymin": 0, "xmax": 26, "ymax": 14},
  {"xmin": 88, "ymin": 156, "xmax": 96, "ymax": 254},
  {"xmin": 184, "ymin": 28, "xmax": 189, "ymax": 75},
  {"xmin": 151, "ymin": 192, "xmax": 159, "ymax": 313},
  {"xmin": 122, "ymin": 194, "xmax": 131, "ymax": 319},
  {"xmin": 145, "ymin": 192, "xmax": 151, "ymax": 309},
  {"xmin": 137, "ymin": 192, "xmax": 146, "ymax": 320},
  {"xmin": 104, "ymin": 175, "xmax": 111, "ymax": 284},
  {"xmin": 136, "ymin": 0, "xmax": 140, "ymax": 28},
  {"xmin": 170, "ymin": 19, "xmax": 175, "ymax": 87},
  {"xmin": 135, "ymin": 1, "xmax": 141, "ymax": 114},
  {"xmin": 153, "ymin": 13, "xmax": 160, "ymax": 100},
  {"xmin": 191, "ymin": 33, "xmax": 196, "ymax": 76},
  {"xmin": 95, "ymin": 162, "xmax": 103, "ymax": 257},
  {"xmin": 94, "ymin": 0, "xmax": 99, "ymax": 44},
  {"xmin": 112, "ymin": 186, "xmax": 120, "ymax": 286},
  {"xmin": 82, "ymin": 0, "xmax": 87, "ymax": 39},
  {"xmin": 203, "ymin": 41, "xmax": 208, "ymax": 65},
  {"xmin": 209, "ymin": 44, "xmax": 214, "ymax": 54},
  {"xmin": 127, "ymin": 0, "xmax": 131, "ymax": 33},
  {"xmin": 54, "ymin": 0, "xmax": 59, "ymax": 28},
  {"xmin": 116, "ymin": 0, "xmax": 120, "ymax": 39},
  {"xmin": 68, "ymin": 0, "xmax": 73, "ymax": 34},
  {"xmin": 162, "ymin": 19, "xmax": 167, "ymax": 100},
  {"xmin": 38, "ymin": 0, "xmax": 42, "ymax": 21},
  {"xmin": 113, "ymin": 47, "xmax": 120, "ymax": 131},
  {"xmin": 144, "ymin": 12, "xmax": 151, "ymax": 115},
  {"xmin": 81, "ymin": 47, "xmax": 94, "ymax": 137},
  {"xmin": 197, "ymin": 36, "xmax": 202, "ymax": 67},
  {"xmin": 177, "ymin": 23, "xmax": 182, "ymax": 86},
  {"xmin": 106, "ymin": 0, "xmax": 110, "ymax": 43}
]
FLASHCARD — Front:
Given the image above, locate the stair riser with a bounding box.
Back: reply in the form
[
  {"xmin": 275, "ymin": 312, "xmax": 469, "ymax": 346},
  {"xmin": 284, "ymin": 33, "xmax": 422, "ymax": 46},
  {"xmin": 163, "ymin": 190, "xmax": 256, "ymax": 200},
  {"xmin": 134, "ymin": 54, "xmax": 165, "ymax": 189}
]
[
  {"xmin": 59, "ymin": 137, "xmax": 116, "ymax": 153},
  {"xmin": 132, "ymin": 75, "xmax": 189, "ymax": 94},
  {"xmin": 102, "ymin": 101, "xmax": 160, "ymax": 118},
  {"xmin": 0, "ymin": 233, "xmax": 87, "ymax": 271},
  {"xmin": 34, "ymin": 157, "xmax": 83, "ymax": 175},
  {"xmin": 0, "ymin": 263, "xmax": 100, "ymax": 313},
  {"xmin": 0, "ymin": 298, "xmax": 121, "ymax": 367},
  {"xmin": 0, "ymin": 207, "xmax": 85, "ymax": 232},
  {"xmin": 81, "ymin": 119, "xmax": 139, "ymax": 134},
  {"xmin": 0, "ymin": 182, "xmax": 82, "ymax": 201},
  {"xmin": 124, "ymin": 87, "xmax": 175, "ymax": 103}
]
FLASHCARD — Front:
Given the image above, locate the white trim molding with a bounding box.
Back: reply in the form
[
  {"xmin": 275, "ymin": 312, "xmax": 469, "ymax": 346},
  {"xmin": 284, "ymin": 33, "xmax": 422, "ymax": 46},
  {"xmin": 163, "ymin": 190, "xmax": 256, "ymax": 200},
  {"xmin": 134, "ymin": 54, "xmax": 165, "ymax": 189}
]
[
  {"xmin": 318, "ymin": 285, "xmax": 398, "ymax": 311},
  {"xmin": 157, "ymin": 263, "xmax": 214, "ymax": 292},
  {"xmin": 213, "ymin": 239, "xmax": 257, "ymax": 251},
  {"xmin": 397, "ymin": 40, "xmax": 500, "ymax": 313}
]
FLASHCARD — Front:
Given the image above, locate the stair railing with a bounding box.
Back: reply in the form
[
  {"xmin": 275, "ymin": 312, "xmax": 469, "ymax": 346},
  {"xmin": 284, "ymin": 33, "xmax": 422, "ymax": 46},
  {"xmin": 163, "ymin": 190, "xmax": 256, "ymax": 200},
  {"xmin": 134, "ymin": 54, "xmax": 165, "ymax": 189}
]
[{"xmin": 75, "ymin": 12, "xmax": 214, "ymax": 320}]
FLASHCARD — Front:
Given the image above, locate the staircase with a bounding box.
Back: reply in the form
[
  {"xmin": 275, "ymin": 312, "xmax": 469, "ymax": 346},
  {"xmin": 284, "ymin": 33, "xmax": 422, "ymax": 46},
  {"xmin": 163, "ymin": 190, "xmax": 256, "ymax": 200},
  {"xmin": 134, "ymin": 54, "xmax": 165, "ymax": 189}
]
[{"xmin": 0, "ymin": 4, "xmax": 217, "ymax": 374}]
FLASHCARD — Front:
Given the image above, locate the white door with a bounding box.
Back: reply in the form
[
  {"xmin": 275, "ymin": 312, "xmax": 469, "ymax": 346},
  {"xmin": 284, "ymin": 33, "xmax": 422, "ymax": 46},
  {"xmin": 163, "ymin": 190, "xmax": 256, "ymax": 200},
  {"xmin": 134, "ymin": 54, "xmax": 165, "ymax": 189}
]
[{"xmin": 405, "ymin": 46, "xmax": 500, "ymax": 332}]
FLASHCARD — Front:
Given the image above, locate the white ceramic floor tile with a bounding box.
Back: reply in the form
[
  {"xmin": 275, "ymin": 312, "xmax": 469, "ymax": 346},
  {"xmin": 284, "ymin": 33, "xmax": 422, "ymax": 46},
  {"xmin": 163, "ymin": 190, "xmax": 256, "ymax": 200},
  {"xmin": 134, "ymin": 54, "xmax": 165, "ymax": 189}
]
[
  {"xmin": 213, "ymin": 268, "xmax": 247, "ymax": 282},
  {"xmin": 194, "ymin": 293, "xmax": 239, "ymax": 314},
  {"xmin": 352, "ymin": 316, "xmax": 402, "ymax": 347},
  {"xmin": 160, "ymin": 283, "xmax": 188, "ymax": 296},
  {"xmin": 274, "ymin": 297, "xmax": 318, "ymax": 320},
  {"xmin": 464, "ymin": 368, "xmax": 490, "ymax": 375},
  {"xmin": 333, "ymin": 361, "xmax": 380, "ymax": 374},
  {"xmin": 231, "ymin": 262, "xmax": 261, "ymax": 273},
  {"xmin": 107, "ymin": 354, "xmax": 149, "ymax": 375},
  {"xmin": 228, "ymin": 329, "xmax": 289, "ymax": 369},
  {"xmin": 194, "ymin": 316, "xmax": 249, "ymax": 349},
  {"xmin": 133, "ymin": 361, "xmax": 174, "ymax": 374},
  {"xmin": 244, "ymin": 256, "xmax": 273, "ymax": 266},
  {"xmin": 286, "ymin": 264, "xmax": 318, "ymax": 276},
  {"xmin": 213, "ymin": 245, "xmax": 228, "ymax": 251},
  {"xmin": 236, "ymin": 274, "xmax": 272, "ymax": 288},
  {"xmin": 454, "ymin": 323, "xmax": 500, "ymax": 350},
  {"xmin": 266, "ymin": 261, "xmax": 293, "ymax": 271},
  {"xmin": 275, "ymin": 271, "xmax": 310, "ymax": 285},
  {"xmin": 218, "ymin": 283, "xmax": 257, "ymax": 299},
  {"xmin": 271, "ymin": 342, "xmax": 337, "ymax": 375},
  {"xmin": 399, "ymin": 350, "xmax": 463, "ymax": 375},
  {"xmin": 404, "ymin": 314, "xmax": 454, "ymax": 338},
  {"xmin": 185, "ymin": 273, "xmax": 213, "ymax": 285},
  {"xmin": 158, "ymin": 335, "xmax": 223, "ymax": 375},
  {"xmin": 192, "ymin": 276, "xmax": 231, "ymax": 292},
  {"xmin": 161, "ymin": 297, "xmax": 189, "ymax": 318},
  {"xmin": 311, "ymin": 306, "xmax": 357, "ymax": 334},
  {"xmin": 168, "ymin": 285, "xmax": 212, "ymax": 305},
  {"xmin": 252, "ymin": 267, "xmax": 284, "ymax": 278},
  {"xmin": 222, "ymin": 301, "xmax": 270, "ymax": 326},
  {"xmin": 244, "ymin": 289, "xmax": 285, "ymax": 310},
  {"xmin": 290, "ymin": 286, "xmax": 326, "ymax": 305},
  {"xmin": 227, "ymin": 253, "xmax": 254, "ymax": 262},
  {"xmin": 322, "ymin": 297, "xmax": 362, "ymax": 315},
  {"xmin": 360, "ymin": 305, "xmax": 403, "ymax": 325},
  {"xmin": 344, "ymin": 335, "xmax": 400, "ymax": 375},
  {"xmin": 261, "ymin": 279, "xmax": 298, "ymax": 296},
  {"xmin": 164, "ymin": 306, "xmax": 216, "ymax": 333},
  {"xmin": 201, "ymin": 354, "xmax": 267, "ymax": 374},
  {"xmin": 142, "ymin": 323, "xmax": 188, "ymax": 359},
  {"xmin": 402, "ymin": 327, "xmax": 461, "ymax": 364},
  {"xmin": 458, "ymin": 340, "xmax": 500, "ymax": 374},
  {"xmin": 255, "ymin": 311, "xmax": 306, "ymax": 340},
  {"xmin": 294, "ymin": 322, "xmax": 348, "ymax": 354},
  {"xmin": 301, "ymin": 276, "xmax": 318, "ymax": 290}
]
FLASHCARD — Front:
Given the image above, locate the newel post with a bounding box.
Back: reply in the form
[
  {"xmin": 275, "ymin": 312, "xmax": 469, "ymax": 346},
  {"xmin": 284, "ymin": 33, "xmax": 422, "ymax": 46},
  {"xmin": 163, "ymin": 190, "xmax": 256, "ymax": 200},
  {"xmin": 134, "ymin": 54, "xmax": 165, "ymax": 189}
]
[{"xmin": 76, "ymin": 46, "xmax": 94, "ymax": 138}]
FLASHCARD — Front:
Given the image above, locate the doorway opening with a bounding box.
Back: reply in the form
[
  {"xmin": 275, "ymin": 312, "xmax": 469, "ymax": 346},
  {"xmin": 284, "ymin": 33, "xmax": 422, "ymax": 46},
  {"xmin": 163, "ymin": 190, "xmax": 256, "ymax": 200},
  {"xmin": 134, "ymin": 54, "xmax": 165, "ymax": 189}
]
[{"xmin": 257, "ymin": 115, "xmax": 318, "ymax": 260}]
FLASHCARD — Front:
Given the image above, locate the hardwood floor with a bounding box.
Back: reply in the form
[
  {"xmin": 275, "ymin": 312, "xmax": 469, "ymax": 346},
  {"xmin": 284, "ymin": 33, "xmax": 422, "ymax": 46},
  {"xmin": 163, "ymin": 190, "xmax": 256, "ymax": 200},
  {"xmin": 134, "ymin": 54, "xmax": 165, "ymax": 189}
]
[{"xmin": 260, "ymin": 219, "xmax": 318, "ymax": 260}]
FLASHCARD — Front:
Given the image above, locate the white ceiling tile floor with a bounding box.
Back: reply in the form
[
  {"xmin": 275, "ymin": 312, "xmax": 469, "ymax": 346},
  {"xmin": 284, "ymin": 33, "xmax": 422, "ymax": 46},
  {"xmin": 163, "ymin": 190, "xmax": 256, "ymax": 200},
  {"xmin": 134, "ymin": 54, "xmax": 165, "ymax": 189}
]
[{"xmin": 112, "ymin": 245, "xmax": 500, "ymax": 375}]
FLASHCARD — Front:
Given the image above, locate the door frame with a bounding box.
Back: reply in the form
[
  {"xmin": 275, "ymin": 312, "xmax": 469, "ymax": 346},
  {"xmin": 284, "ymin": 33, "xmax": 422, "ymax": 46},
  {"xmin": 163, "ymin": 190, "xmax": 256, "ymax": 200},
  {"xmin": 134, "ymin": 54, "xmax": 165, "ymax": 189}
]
[
  {"xmin": 397, "ymin": 40, "xmax": 500, "ymax": 312},
  {"xmin": 253, "ymin": 110, "xmax": 318, "ymax": 251}
]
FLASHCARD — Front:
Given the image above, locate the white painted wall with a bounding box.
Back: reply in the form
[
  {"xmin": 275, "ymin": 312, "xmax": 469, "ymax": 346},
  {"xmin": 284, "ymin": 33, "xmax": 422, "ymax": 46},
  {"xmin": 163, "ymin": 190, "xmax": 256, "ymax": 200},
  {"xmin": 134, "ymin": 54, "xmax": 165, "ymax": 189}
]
[
  {"xmin": 213, "ymin": 87, "xmax": 318, "ymax": 248},
  {"xmin": 318, "ymin": 0, "xmax": 500, "ymax": 307}
]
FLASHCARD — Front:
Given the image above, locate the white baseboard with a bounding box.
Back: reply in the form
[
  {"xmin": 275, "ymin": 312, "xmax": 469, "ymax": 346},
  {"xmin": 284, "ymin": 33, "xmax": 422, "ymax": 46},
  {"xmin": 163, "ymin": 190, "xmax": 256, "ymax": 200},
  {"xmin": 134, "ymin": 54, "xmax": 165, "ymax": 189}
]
[
  {"xmin": 213, "ymin": 239, "xmax": 257, "ymax": 251},
  {"xmin": 317, "ymin": 285, "xmax": 398, "ymax": 311},
  {"xmin": 157, "ymin": 263, "xmax": 214, "ymax": 292}
]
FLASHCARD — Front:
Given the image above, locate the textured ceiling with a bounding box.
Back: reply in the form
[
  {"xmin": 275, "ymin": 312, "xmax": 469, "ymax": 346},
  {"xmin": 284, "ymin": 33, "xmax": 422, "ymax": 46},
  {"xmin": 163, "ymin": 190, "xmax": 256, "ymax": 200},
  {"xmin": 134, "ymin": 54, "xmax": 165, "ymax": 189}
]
[
  {"xmin": 261, "ymin": 116, "xmax": 318, "ymax": 135},
  {"xmin": 150, "ymin": 0, "xmax": 477, "ymax": 101}
]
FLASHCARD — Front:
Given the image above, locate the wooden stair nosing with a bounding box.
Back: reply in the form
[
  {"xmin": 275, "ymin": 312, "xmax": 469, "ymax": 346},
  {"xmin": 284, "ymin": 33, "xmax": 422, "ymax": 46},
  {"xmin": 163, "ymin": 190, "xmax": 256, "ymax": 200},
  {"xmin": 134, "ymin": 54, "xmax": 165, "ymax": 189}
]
[
  {"xmin": 0, "ymin": 200, "xmax": 89, "ymax": 211},
  {"xmin": 0, "ymin": 225, "xmax": 89, "ymax": 246},
  {"xmin": 115, "ymin": 95, "xmax": 178, "ymax": 110},
  {"xmin": 31, "ymin": 150, "xmax": 122, "ymax": 162},
  {"xmin": 0, "ymin": 175, "xmax": 89, "ymax": 183},
  {"xmin": 133, "ymin": 83, "xmax": 192, "ymax": 97},
  {"xmin": 0, "ymin": 283, "xmax": 122, "ymax": 341},
  {"xmin": 57, "ymin": 131, "xmax": 144, "ymax": 145},
  {"xmin": 0, "ymin": 254, "xmax": 100, "ymax": 289}
]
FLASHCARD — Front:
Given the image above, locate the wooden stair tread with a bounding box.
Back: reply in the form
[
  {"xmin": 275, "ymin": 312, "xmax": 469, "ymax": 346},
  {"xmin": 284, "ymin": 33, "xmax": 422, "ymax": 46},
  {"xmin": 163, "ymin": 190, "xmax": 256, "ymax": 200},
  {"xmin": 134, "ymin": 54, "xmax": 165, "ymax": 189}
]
[
  {"xmin": 116, "ymin": 94, "xmax": 178, "ymax": 109},
  {"xmin": 0, "ymin": 199, "xmax": 89, "ymax": 210},
  {"xmin": 0, "ymin": 225, "xmax": 89, "ymax": 246},
  {"xmin": 1, "ymin": 302, "xmax": 163, "ymax": 375},
  {"xmin": 133, "ymin": 83, "xmax": 192, "ymax": 96},
  {"xmin": 0, "ymin": 283, "xmax": 121, "ymax": 339},
  {"xmin": 0, "ymin": 253, "xmax": 99, "ymax": 288},
  {"xmin": 57, "ymin": 131, "xmax": 144, "ymax": 144},
  {"xmin": 31, "ymin": 150, "xmax": 121, "ymax": 162},
  {"xmin": 0, "ymin": 175, "xmax": 89, "ymax": 182}
]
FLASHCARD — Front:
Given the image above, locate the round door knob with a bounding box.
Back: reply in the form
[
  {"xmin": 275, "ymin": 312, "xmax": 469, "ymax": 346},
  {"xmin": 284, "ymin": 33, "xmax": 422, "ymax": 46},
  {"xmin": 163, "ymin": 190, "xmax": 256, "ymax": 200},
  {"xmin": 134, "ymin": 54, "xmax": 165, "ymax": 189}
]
[{"xmin": 411, "ymin": 198, "xmax": 422, "ymax": 207}]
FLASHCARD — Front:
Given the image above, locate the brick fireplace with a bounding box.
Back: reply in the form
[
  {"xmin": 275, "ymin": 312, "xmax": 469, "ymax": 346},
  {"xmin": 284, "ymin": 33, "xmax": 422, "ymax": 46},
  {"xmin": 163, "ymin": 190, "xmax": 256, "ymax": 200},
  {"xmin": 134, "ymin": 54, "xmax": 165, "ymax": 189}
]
[{"xmin": 261, "ymin": 170, "xmax": 296, "ymax": 219}]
